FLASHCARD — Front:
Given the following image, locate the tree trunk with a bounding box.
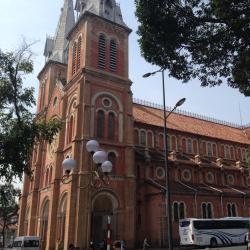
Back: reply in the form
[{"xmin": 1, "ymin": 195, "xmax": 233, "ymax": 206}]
[{"xmin": 1, "ymin": 222, "xmax": 6, "ymax": 249}]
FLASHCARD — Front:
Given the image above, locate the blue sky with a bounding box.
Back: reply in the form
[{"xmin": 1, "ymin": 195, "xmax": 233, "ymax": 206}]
[{"xmin": 0, "ymin": 0, "xmax": 249, "ymax": 125}]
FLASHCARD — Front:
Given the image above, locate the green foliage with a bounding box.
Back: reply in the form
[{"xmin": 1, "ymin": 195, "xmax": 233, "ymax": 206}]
[
  {"xmin": 0, "ymin": 42, "xmax": 62, "ymax": 182},
  {"xmin": 0, "ymin": 183, "xmax": 20, "ymax": 247},
  {"xmin": 135, "ymin": 0, "xmax": 250, "ymax": 96}
]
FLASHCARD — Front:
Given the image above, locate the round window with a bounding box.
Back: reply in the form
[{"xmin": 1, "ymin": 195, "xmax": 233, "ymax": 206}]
[
  {"xmin": 206, "ymin": 172, "xmax": 214, "ymax": 184},
  {"xmin": 102, "ymin": 98, "xmax": 112, "ymax": 108},
  {"xmin": 155, "ymin": 167, "xmax": 165, "ymax": 179},
  {"xmin": 181, "ymin": 169, "xmax": 192, "ymax": 182},
  {"xmin": 227, "ymin": 174, "xmax": 235, "ymax": 185}
]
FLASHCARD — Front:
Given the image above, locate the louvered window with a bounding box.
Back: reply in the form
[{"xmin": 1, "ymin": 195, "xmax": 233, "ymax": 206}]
[
  {"xmin": 110, "ymin": 39, "xmax": 117, "ymax": 71},
  {"xmin": 98, "ymin": 34, "xmax": 106, "ymax": 69},
  {"xmin": 77, "ymin": 37, "xmax": 82, "ymax": 71},
  {"xmin": 72, "ymin": 42, "xmax": 77, "ymax": 75}
]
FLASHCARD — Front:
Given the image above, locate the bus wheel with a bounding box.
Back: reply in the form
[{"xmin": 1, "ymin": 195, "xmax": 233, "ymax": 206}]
[{"xmin": 210, "ymin": 238, "xmax": 217, "ymax": 248}]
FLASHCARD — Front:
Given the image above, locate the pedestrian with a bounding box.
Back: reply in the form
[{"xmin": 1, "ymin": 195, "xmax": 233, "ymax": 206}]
[
  {"xmin": 143, "ymin": 238, "xmax": 150, "ymax": 250},
  {"xmin": 113, "ymin": 241, "xmax": 121, "ymax": 250},
  {"xmin": 68, "ymin": 243, "xmax": 75, "ymax": 250},
  {"xmin": 90, "ymin": 240, "xmax": 95, "ymax": 250}
]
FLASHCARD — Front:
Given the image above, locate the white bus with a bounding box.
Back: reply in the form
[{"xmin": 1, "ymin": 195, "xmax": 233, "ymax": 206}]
[
  {"xmin": 13, "ymin": 236, "xmax": 40, "ymax": 250},
  {"xmin": 179, "ymin": 218, "xmax": 250, "ymax": 247}
]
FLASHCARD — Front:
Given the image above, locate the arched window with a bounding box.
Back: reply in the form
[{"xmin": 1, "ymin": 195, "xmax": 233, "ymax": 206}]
[
  {"xmin": 237, "ymin": 148, "xmax": 242, "ymax": 160},
  {"xmin": 57, "ymin": 195, "xmax": 67, "ymax": 244},
  {"xmin": 77, "ymin": 36, "xmax": 82, "ymax": 71},
  {"xmin": 45, "ymin": 168, "xmax": 49, "ymax": 187},
  {"xmin": 67, "ymin": 116, "xmax": 74, "ymax": 143},
  {"xmin": 147, "ymin": 132, "xmax": 153, "ymax": 148},
  {"xmin": 159, "ymin": 134, "xmax": 164, "ymax": 149},
  {"xmin": 167, "ymin": 135, "xmax": 170, "ymax": 149},
  {"xmin": 98, "ymin": 34, "xmax": 106, "ymax": 69},
  {"xmin": 171, "ymin": 136, "xmax": 177, "ymax": 151},
  {"xmin": 182, "ymin": 138, "xmax": 186, "ymax": 152},
  {"xmin": 97, "ymin": 110, "xmax": 105, "ymax": 138},
  {"xmin": 220, "ymin": 145, "xmax": 225, "ymax": 158},
  {"xmin": 173, "ymin": 202, "xmax": 186, "ymax": 222},
  {"xmin": 187, "ymin": 139, "xmax": 192, "ymax": 153},
  {"xmin": 202, "ymin": 202, "xmax": 213, "ymax": 219},
  {"xmin": 49, "ymin": 167, "xmax": 53, "ymax": 184},
  {"xmin": 108, "ymin": 152, "xmax": 116, "ymax": 175},
  {"xmin": 193, "ymin": 140, "xmax": 198, "ymax": 154},
  {"xmin": 202, "ymin": 141, "xmax": 206, "ymax": 155},
  {"xmin": 40, "ymin": 200, "xmax": 49, "ymax": 250},
  {"xmin": 242, "ymin": 149, "xmax": 246, "ymax": 161},
  {"xmin": 134, "ymin": 130, "xmax": 139, "ymax": 145},
  {"xmin": 72, "ymin": 42, "xmax": 77, "ymax": 75},
  {"xmin": 207, "ymin": 143, "xmax": 212, "ymax": 156},
  {"xmin": 140, "ymin": 131, "xmax": 146, "ymax": 146},
  {"xmin": 230, "ymin": 146, "xmax": 235, "ymax": 160},
  {"xmin": 108, "ymin": 112, "xmax": 115, "ymax": 139},
  {"xmin": 227, "ymin": 203, "xmax": 237, "ymax": 217},
  {"xmin": 110, "ymin": 39, "xmax": 117, "ymax": 71},
  {"xmin": 225, "ymin": 146, "xmax": 230, "ymax": 159},
  {"xmin": 212, "ymin": 144, "xmax": 217, "ymax": 157}
]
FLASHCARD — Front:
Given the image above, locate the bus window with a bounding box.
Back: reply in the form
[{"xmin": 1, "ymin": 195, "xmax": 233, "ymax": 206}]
[
  {"xmin": 13, "ymin": 241, "xmax": 22, "ymax": 247},
  {"xmin": 24, "ymin": 240, "xmax": 40, "ymax": 247},
  {"xmin": 180, "ymin": 220, "xmax": 190, "ymax": 227}
]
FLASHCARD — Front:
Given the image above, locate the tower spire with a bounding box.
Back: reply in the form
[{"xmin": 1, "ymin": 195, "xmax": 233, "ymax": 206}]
[
  {"xmin": 44, "ymin": 0, "xmax": 75, "ymax": 64},
  {"xmin": 75, "ymin": 0, "xmax": 127, "ymax": 27}
]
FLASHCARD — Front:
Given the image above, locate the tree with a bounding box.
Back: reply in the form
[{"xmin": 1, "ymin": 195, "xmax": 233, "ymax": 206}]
[
  {"xmin": 135, "ymin": 0, "xmax": 250, "ymax": 96},
  {"xmin": 0, "ymin": 42, "xmax": 62, "ymax": 182},
  {"xmin": 0, "ymin": 183, "xmax": 20, "ymax": 248}
]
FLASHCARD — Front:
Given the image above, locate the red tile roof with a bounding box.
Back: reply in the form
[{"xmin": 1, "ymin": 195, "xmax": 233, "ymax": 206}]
[{"xmin": 133, "ymin": 104, "xmax": 250, "ymax": 144}]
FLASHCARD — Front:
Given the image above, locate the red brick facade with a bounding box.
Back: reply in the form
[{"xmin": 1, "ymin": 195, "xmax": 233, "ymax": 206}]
[{"xmin": 17, "ymin": 3, "xmax": 250, "ymax": 250}]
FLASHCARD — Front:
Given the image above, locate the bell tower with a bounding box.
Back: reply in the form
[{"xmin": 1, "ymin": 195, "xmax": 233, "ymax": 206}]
[
  {"xmin": 18, "ymin": 1, "xmax": 136, "ymax": 249},
  {"xmin": 64, "ymin": 0, "xmax": 136, "ymax": 249}
]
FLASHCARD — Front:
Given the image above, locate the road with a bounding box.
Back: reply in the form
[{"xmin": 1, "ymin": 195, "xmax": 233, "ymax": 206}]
[{"xmin": 196, "ymin": 246, "xmax": 247, "ymax": 250}]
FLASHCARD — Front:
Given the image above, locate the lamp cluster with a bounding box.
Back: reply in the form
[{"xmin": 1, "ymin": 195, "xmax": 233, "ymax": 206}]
[{"xmin": 61, "ymin": 140, "xmax": 113, "ymax": 185}]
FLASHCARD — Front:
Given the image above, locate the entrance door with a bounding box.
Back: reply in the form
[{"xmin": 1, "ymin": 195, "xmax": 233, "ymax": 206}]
[{"xmin": 92, "ymin": 195, "xmax": 116, "ymax": 245}]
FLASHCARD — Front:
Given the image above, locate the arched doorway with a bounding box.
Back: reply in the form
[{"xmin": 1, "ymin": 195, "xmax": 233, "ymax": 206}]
[
  {"xmin": 40, "ymin": 200, "xmax": 49, "ymax": 250},
  {"xmin": 91, "ymin": 193, "xmax": 118, "ymax": 245}
]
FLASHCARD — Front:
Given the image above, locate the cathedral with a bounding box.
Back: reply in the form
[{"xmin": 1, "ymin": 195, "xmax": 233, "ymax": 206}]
[{"xmin": 17, "ymin": 0, "xmax": 250, "ymax": 250}]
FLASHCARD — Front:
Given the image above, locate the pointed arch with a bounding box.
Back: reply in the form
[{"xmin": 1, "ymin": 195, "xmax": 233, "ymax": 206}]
[
  {"xmin": 56, "ymin": 193, "xmax": 68, "ymax": 244},
  {"xmin": 40, "ymin": 199, "xmax": 50, "ymax": 250}
]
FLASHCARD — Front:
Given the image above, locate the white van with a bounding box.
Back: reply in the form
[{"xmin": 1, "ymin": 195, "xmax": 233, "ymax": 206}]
[{"xmin": 13, "ymin": 236, "xmax": 40, "ymax": 250}]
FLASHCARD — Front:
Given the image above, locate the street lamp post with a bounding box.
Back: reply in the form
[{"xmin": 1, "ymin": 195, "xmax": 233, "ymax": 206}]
[{"xmin": 143, "ymin": 69, "xmax": 186, "ymax": 250}]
